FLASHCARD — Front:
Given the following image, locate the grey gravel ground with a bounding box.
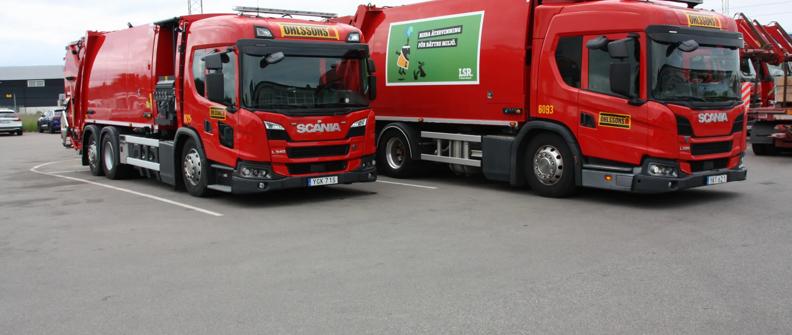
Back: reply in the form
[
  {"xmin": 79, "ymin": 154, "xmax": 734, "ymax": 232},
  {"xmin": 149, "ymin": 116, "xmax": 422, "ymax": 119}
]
[{"xmin": 1, "ymin": 132, "xmax": 791, "ymax": 335}]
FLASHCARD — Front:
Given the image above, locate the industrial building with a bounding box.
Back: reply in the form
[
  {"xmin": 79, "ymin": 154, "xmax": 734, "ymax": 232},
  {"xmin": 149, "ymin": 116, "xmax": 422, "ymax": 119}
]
[{"xmin": 0, "ymin": 65, "xmax": 63, "ymax": 112}]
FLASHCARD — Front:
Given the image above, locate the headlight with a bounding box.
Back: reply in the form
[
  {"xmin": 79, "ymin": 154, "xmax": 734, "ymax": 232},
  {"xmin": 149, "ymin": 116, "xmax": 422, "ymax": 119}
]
[
  {"xmin": 351, "ymin": 118, "xmax": 367, "ymax": 128},
  {"xmin": 347, "ymin": 32, "xmax": 361, "ymax": 43},
  {"xmin": 647, "ymin": 163, "xmax": 678, "ymax": 178},
  {"xmin": 264, "ymin": 121, "xmax": 285, "ymax": 130}
]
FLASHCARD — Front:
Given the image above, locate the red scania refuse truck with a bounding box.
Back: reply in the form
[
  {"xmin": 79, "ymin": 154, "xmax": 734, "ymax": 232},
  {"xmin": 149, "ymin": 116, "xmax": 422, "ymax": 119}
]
[
  {"xmin": 337, "ymin": 0, "xmax": 749, "ymax": 197},
  {"xmin": 63, "ymin": 7, "xmax": 378, "ymax": 197},
  {"xmin": 735, "ymin": 13, "xmax": 792, "ymax": 155}
]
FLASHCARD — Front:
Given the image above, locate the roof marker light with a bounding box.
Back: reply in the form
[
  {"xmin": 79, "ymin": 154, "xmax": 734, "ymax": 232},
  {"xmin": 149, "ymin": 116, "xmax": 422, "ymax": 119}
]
[
  {"xmin": 347, "ymin": 32, "xmax": 361, "ymax": 43},
  {"xmin": 255, "ymin": 26, "xmax": 274, "ymax": 39}
]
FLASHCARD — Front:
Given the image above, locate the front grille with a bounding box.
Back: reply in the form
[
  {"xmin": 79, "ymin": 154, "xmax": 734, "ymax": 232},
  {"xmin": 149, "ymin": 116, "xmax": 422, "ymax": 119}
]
[
  {"xmin": 690, "ymin": 158, "xmax": 729, "ymax": 173},
  {"xmin": 287, "ymin": 161, "xmax": 347, "ymax": 175},
  {"xmin": 287, "ymin": 145, "xmax": 349, "ymax": 159},
  {"xmin": 690, "ymin": 141, "xmax": 732, "ymax": 156}
]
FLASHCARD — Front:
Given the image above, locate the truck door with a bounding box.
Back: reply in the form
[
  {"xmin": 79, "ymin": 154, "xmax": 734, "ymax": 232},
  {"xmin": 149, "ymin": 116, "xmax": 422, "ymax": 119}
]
[
  {"xmin": 185, "ymin": 47, "xmax": 239, "ymax": 167},
  {"xmin": 577, "ymin": 33, "xmax": 648, "ymax": 166}
]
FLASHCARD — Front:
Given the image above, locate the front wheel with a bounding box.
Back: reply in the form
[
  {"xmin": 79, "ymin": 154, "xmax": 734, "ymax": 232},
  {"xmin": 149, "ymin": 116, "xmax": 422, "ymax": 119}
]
[
  {"xmin": 182, "ymin": 139, "xmax": 210, "ymax": 197},
  {"xmin": 752, "ymin": 143, "xmax": 776, "ymax": 156},
  {"xmin": 525, "ymin": 133, "xmax": 578, "ymax": 198}
]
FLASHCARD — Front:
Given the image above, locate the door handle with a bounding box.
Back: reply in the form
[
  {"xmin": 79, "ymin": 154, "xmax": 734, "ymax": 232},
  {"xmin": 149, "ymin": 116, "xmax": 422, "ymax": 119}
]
[{"xmin": 87, "ymin": 110, "xmax": 96, "ymax": 115}]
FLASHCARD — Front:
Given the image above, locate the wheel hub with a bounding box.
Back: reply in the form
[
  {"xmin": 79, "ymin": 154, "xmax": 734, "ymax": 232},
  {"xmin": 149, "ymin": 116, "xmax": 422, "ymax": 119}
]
[
  {"xmin": 385, "ymin": 137, "xmax": 406, "ymax": 170},
  {"xmin": 88, "ymin": 140, "xmax": 98, "ymax": 169},
  {"xmin": 183, "ymin": 149, "xmax": 202, "ymax": 186},
  {"xmin": 533, "ymin": 145, "xmax": 564, "ymax": 186}
]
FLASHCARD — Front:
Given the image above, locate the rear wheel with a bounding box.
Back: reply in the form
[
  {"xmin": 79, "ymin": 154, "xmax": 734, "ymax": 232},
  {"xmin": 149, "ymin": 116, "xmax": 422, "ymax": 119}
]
[
  {"xmin": 525, "ymin": 133, "xmax": 578, "ymax": 198},
  {"xmin": 101, "ymin": 130, "xmax": 133, "ymax": 179},
  {"xmin": 17, "ymin": 130, "xmax": 23, "ymax": 136},
  {"xmin": 752, "ymin": 143, "xmax": 776, "ymax": 156},
  {"xmin": 86, "ymin": 131, "xmax": 103, "ymax": 176},
  {"xmin": 182, "ymin": 139, "xmax": 210, "ymax": 197},
  {"xmin": 377, "ymin": 129, "xmax": 419, "ymax": 178}
]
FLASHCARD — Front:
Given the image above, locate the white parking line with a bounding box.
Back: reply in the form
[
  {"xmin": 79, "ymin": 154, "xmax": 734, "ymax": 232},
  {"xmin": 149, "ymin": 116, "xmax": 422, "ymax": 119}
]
[
  {"xmin": 30, "ymin": 160, "xmax": 224, "ymax": 217},
  {"xmin": 377, "ymin": 179, "xmax": 438, "ymax": 190}
]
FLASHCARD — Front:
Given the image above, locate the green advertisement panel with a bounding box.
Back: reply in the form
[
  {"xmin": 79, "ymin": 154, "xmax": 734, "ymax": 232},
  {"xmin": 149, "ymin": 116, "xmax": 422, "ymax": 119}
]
[{"xmin": 386, "ymin": 12, "xmax": 484, "ymax": 86}]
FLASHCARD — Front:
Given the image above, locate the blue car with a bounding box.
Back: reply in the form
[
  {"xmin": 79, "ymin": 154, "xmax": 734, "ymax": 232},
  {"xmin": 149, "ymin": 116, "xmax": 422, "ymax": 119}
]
[{"xmin": 37, "ymin": 109, "xmax": 63, "ymax": 134}]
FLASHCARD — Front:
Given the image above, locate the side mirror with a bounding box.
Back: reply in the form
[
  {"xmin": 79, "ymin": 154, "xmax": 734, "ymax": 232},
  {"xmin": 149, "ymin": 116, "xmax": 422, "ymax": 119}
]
[
  {"xmin": 607, "ymin": 38, "xmax": 632, "ymax": 59},
  {"xmin": 678, "ymin": 39, "xmax": 700, "ymax": 53},
  {"xmin": 610, "ymin": 62, "xmax": 634, "ymax": 98},
  {"xmin": 587, "ymin": 36, "xmax": 609, "ymax": 50},
  {"xmin": 204, "ymin": 54, "xmax": 225, "ymax": 104},
  {"xmin": 260, "ymin": 52, "xmax": 285, "ymax": 68},
  {"xmin": 204, "ymin": 53, "xmax": 223, "ymax": 71},
  {"xmin": 367, "ymin": 58, "xmax": 376, "ymax": 74},
  {"xmin": 368, "ymin": 75, "xmax": 377, "ymax": 100}
]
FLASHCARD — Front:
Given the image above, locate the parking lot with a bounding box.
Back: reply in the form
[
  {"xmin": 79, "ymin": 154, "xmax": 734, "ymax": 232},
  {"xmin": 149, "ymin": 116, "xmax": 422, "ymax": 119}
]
[{"xmin": 1, "ymin": 132, "xmax": 791, "ymax": 334}]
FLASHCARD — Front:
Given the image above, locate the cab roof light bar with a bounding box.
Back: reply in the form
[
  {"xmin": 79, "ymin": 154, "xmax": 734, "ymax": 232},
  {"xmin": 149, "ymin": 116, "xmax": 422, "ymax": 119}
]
[{"xmin": 232, "ymin": 6, "xmax": 338, "ymax": 19}]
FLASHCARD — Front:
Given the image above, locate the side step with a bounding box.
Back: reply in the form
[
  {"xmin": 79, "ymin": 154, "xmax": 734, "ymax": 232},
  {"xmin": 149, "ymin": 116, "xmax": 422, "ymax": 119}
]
[{"xmin": 420, "ymin": 131, "xmax": 482, "ymax": 167}]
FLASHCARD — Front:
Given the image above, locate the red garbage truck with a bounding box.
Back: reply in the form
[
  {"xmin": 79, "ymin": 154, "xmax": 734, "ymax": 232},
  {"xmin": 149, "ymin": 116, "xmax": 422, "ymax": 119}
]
[
  {"xmin": 63, "ymin": 7, "xmax": 378, "ymax": 197},
  {"xmin": 338, "ymin": 0, "xmax": 748, "ymax": 197}
]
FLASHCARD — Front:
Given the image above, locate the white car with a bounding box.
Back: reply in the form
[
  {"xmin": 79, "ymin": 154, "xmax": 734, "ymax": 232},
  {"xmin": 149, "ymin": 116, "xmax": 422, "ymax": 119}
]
[{"xmin": 0, "ymin": 109, "xmax": 23, "ymax": 136}]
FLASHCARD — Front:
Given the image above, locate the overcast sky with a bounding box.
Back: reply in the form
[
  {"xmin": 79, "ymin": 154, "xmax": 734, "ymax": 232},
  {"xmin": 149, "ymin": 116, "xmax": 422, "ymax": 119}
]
[{"xmin": 0, "ymin": 0, "xmax": 789, "ymax": 67}]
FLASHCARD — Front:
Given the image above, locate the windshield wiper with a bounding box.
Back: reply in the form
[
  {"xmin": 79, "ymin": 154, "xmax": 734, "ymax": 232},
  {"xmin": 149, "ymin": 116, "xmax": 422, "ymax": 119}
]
[{"xmin": 315, "ymin": 103, "xmax": 369, "ymax": 108}]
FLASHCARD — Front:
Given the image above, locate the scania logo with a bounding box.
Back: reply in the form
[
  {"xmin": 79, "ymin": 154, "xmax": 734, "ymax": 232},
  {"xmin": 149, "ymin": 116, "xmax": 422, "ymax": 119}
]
[
  {"xmin": 296, "ymin": 122, "xmax": 342, "ymax": 134},
  {"xmin": 697, "ymin": 112, "xmax": 729, "ymax": 124}
]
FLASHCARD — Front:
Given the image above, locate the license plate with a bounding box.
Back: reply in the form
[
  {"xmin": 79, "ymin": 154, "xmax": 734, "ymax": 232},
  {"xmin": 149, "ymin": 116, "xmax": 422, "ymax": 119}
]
[
  {"xmin": 308, "ymin": 176, "xmax": 338, "ymax": 187},
  {"xmin": 707, "ymin": 174, "xmax": 728, "ymax": 185}
]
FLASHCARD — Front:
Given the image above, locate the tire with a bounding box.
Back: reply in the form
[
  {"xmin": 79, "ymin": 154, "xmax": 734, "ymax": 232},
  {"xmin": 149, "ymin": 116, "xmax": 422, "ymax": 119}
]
[
  {"xmin": 377, "ymin": 128, "xmax": 419, "ymax": 178},
  {"xmin": 101, "ymin": 129, "xmax": 133, "ymax": 180},
  {"xmin": 752, "ymin": 143, "xmax": 776, "ymax": 156},
  {"xmin": 524, "ymin": 133, "xmax": 578, "ymax": 198},
  {"xmin": 181, "ymin": 138, "xmax": 210, "ymax": 197},
  {"xmin": 38, "ymin": 124, "xmax": 43, "ymax": 133},
  {"xmin": 86, "ymin": 130, "xmax": 103, "ymax": 176},
  {"xmin": 17, "ymin": 130, "xmax": 23, "ymax": 136}
]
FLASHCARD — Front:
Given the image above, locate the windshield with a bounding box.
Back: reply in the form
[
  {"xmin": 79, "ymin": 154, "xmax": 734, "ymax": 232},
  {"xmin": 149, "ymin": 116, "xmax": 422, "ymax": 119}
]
[
  {"xmin": 242, "ymin": 54, "xmax": 369, "ymax": 111},
  {"xmin": 651, "ymin": 41, "xmax": 741, "ymax": 105}
]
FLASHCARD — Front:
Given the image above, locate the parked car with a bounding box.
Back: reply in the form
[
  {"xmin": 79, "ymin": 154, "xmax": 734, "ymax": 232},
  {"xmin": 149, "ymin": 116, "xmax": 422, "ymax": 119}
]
[
  {"xmin": 0, "ymin": 109, "xmax": 23, "ymax": 136},
  {"xmin": 37, "ymin": 109, "xmax": 63, "ymax": 133}
]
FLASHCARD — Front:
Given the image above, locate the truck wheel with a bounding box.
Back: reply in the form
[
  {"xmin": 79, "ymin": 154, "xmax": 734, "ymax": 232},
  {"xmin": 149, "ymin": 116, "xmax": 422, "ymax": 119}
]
[
  {"xmin": 525, "ymin": 133, "xmax": 578, "ymax": 198},
  {"xmin": 181, "ymin": 139, "xmax": 210, "ymax": 197},
  {"xmin": 377, "ymin": 129, "xmax": 418, "ymax": 178},
  {"xmin": 752, "ymin": 143, "xmax": 776, "ymax": 156},
  {"xmin": 101, "ymin": 130, "xmax": 133, "ymax": 179},
  {"xmin": 86, "ymin": 131, "xmax": 103, "ymax": 176}
]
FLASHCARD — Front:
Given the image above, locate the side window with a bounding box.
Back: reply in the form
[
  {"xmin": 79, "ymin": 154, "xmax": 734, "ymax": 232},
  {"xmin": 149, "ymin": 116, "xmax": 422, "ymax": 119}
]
[
  {"xmin": 588, "ymin": 37, "xmax": 639, "ymax": 97},
  {"xmin": 555, "ymin": 36, "xmax": 582, "ymax": 88},
  {"xmin": 222, "ymin": 54, "xmax": 237, "ymax": 106},
  {"xmin": 192, "ymin": 49, "xmax": 209, "ymax": 97}
]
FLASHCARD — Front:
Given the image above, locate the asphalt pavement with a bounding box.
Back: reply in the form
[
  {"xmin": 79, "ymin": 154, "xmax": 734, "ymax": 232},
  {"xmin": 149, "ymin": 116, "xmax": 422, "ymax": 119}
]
[{"xmin": 1, "ymin": 132, "xmax": 791, "ymax": 334}]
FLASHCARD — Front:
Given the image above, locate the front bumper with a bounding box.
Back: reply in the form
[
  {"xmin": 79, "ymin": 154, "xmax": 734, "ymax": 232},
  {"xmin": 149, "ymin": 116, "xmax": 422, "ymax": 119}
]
[
  {"xmin": 228, "ymin": 166, "xmax": 377, "ymax": 194},
  {"xmin": 632, "ymin": 168, "xmax": 747, "ymax": 193},
  {"xmin": 582, "ymin": 166, "xmax": 747, "ymax": 194}
]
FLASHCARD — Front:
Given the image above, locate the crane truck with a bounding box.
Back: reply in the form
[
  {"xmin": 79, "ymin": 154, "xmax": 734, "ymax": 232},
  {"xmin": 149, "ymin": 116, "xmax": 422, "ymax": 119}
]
[
  {"xmin": 337, "ymin": 0, "xmax": 749, "ymax": 197},
  {"xmin": 735, "ymin": 13, "xmax": 792, "ymax": 155},
  {"xmin": 63, "ymin": 7, "xmax": 378, "ymax": 197}
]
